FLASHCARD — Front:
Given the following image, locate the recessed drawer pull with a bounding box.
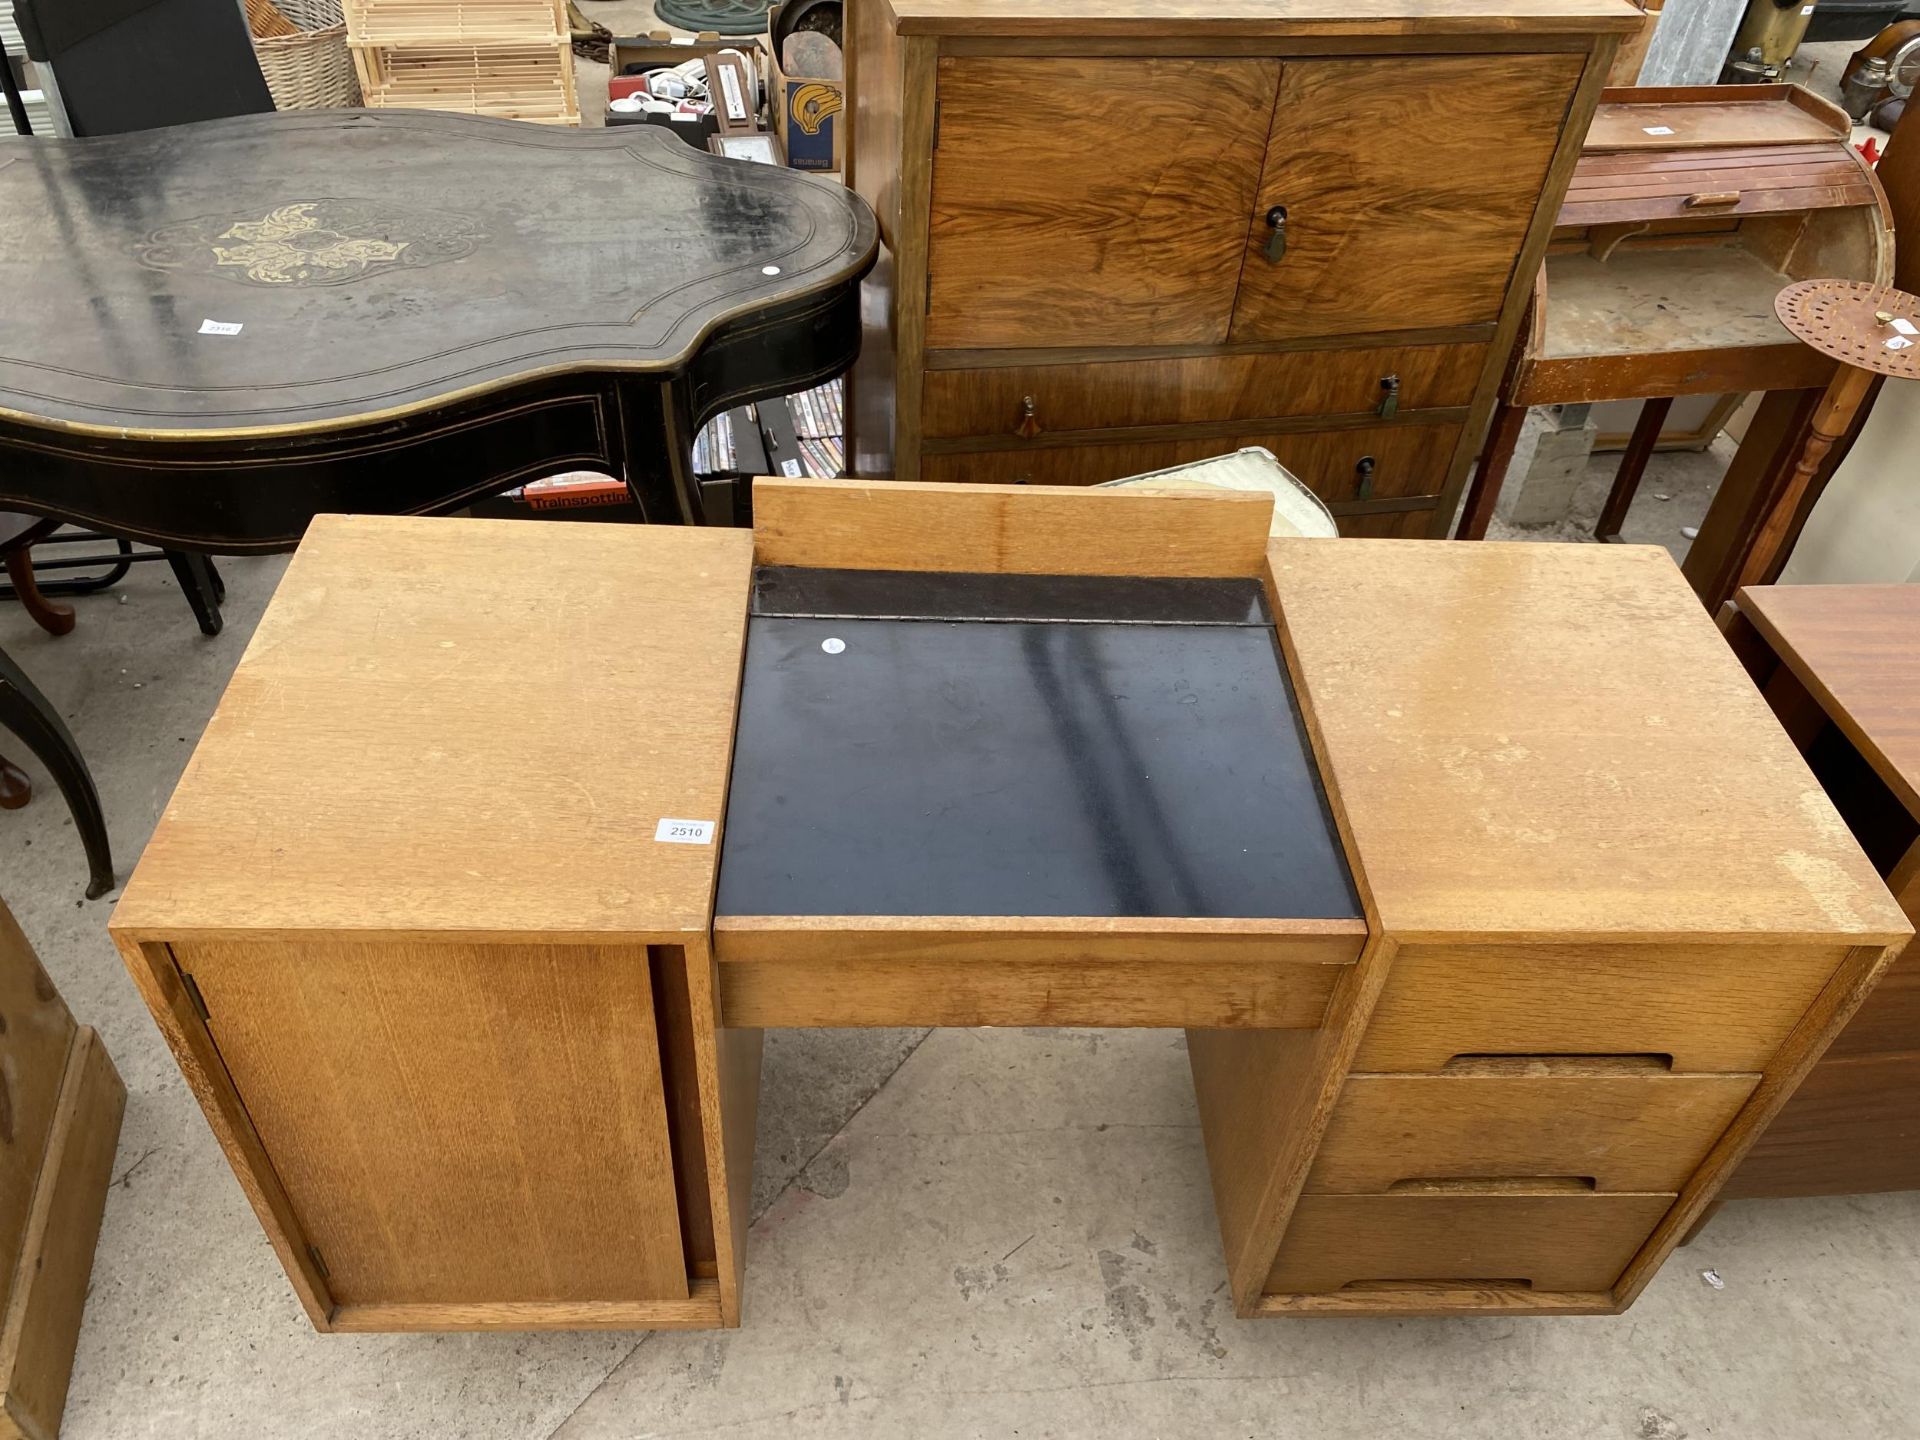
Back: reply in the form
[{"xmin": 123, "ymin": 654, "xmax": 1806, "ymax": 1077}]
[
  {"xmin": 1684, "ymin": 190, "xmax": 1742, "ymax": 209},
  {"xmin": 1440, "ymin": 1053, "xmax": 1674, "ymax": 1075},
  {"xmin": 1340, "ymin": 1279, "xmax": 1533, "ymax": 1293},
  {"xmin": 1354, "ymin": 455, "xmax": 1376, "ymax": 501},
  {"xmin": 1387, "ymin": 1176, "xmax": 1597, "ymax": 1195}
]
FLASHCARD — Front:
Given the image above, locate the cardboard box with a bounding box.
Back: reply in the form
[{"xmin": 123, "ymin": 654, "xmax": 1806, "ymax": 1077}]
[
  {"xmin": 606, "ymin": 33, "xmax": 767, "ymax": 149},
  {"xmin": 767, "ymin": 3, "xmax": 844, "ymax": 172},
  {"xmin": 608, "ymin": 30, "xmax": 765, "ymax": 83}
]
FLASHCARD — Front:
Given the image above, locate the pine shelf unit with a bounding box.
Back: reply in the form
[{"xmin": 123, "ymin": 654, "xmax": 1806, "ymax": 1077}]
[{"xmin": 345, "ymin": 0, "xmax": 578, "ymax": 126}]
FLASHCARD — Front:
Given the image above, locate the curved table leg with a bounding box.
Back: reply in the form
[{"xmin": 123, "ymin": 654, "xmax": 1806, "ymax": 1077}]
[
  {"xmin": 0, "ymin": 752, "xmax": 28, "ymax": 809},
  {"xmin": 0, "ymin": 643, "xmax": 114, "ymax": 898},
  {"xmin": 166, "ymin": 551, "xmax": 225, "ymax": 636}
]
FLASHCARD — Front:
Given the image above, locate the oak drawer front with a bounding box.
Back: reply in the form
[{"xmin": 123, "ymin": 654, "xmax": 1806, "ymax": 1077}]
[
  {"xmin": 921, "ymin": 420, "xmax": 1461, "ymax": 503},
  {"xmin": 1304, "ymin": 1065, "xmax": 1758, "ymax": 1195},
  {"xmin": 1230, "ymin": 54, "xmax": 1584, "ymax": 342},
  {"xmin": 921, "ymin": 345, "xmax": 1486, "ymax": 440},
  {"xmin": 927, "ymin": 57, "xmax": 1278, "ymax": 350},
  {"xmin": 1354, "ymin": 943, "xmax": 1851, "ymax": 1075},
  {"xmin": 1265, "ymin": 1191, "xmax": 1675, "ymax": 1296}
]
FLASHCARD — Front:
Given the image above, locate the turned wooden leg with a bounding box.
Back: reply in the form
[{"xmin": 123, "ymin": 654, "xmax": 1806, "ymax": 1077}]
[
  {"xmin": 1456, "ymin": 397, "xmax": 1527, "ymax": 540},
  {"xmin": 3, "ymin": 541, "xmax": 76, "ymax": 637},
  {"xmin": 1732, "ymin": 365, "xmax": 1876, "ymax": 594},
  {"xmin": 1595, "ymin": 396, "xmax": 1672, "ymax": 543}
]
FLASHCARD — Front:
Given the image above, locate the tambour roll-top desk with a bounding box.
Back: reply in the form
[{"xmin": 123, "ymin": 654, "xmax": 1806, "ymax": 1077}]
[
  {"xmin": 843, "ymin": 0, "xmax": 1644, "ymax": 537},
  {"xmin": 110, "ymin": 482, "xmax": 1908, "ymax": 1330}
]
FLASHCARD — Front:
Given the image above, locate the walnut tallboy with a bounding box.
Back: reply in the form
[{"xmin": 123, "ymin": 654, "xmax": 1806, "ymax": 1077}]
[
  {"xmin": 112, "ymin": 487, "xmax": 1908, "ymax": 1330},
  {"xmin": 845, "ymin": 0, "xmax": 1644, "ymax": 536}
]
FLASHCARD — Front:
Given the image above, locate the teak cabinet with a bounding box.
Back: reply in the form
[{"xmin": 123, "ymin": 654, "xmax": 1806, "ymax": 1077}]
[{"xmin": 846, "ymin": 0, "xmax": 1645, "ymax": 537}]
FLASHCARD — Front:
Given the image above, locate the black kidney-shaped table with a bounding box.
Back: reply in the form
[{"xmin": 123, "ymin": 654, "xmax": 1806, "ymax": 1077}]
[{"xmin": 0, "ymin": 108, "xmax": 877, "ymax": 898}]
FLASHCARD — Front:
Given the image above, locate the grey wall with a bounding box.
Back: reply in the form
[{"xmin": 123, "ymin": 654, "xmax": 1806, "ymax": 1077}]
[{"xmin": 1639, "ymin": 0, "xmax": 1748, "ymax": 85}]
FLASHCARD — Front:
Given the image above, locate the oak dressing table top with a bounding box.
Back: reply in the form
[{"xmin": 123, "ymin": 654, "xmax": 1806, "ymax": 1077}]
[
  {"xmin": 111, "ymin": 515, "xmax": 755, "ymax": 943},
  {"xmin": 1269, "ymin": 539, "xmax": 1910, "ymax": 944}
]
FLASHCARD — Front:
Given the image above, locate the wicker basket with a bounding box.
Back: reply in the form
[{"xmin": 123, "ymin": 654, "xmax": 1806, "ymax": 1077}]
[{"xmin": 252, "ymin": 0, "xmax": 362, "ymax": 110}]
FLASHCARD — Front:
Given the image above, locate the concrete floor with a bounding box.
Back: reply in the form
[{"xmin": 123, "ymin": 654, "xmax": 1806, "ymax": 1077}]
[
  {"xmin": 3, "ymin": 457, "xmax": 1919, "ymax": 1440},
  {"xmin": 4, "ymin": 24, "xmax": 1920, "ymax": 1440}
]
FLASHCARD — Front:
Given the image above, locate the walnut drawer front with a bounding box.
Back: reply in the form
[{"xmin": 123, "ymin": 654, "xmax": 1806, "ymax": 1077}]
[
  {"xmin": 1265, "ymin": 1190, "xmax": 1677, "ymax": 1297},
  {"xmin": 921, "ymin": 420, "xmax": 1461, "ymax": 503},
  {"xmin": 1303, "ymin": 1062, "xmax": 1759, "ymax": 1195},
  {"xmin": 1354, "ymin": 943, "xmax": 1853, "ymax": 1074},
  {"xmin": 920, "ymin": 344, "xmax": 1485, "ymax": 440}
]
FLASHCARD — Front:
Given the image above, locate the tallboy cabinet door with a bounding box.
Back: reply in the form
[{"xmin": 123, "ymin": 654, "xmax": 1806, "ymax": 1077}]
[
  {"xmin": 173, "ymin": 939, "xmax": 690, "ymax": 1309},
  {"xmin": 1229, "ymin": 55, "xmax": 1585, "ymax": 342},
  {"xmin": 926, "ymin": 57, "xmax": 1280, "ymax": 349}
]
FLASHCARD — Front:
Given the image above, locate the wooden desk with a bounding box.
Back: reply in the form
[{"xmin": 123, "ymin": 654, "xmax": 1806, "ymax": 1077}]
[
  {"xmin": 1455, "ymin": 85, "xmax": 1894, "ymax": 611},
  {"xmin": 111, "ymin": 516, "xmax": 764, "ymax": 1332},
  {"xmin": 1718, "ymin": 584, "xmax": 1920, "ymax": 1199},
  {"xmin": 111, "ymin": 486, "xmax": 1909, "ymax": 1331}
]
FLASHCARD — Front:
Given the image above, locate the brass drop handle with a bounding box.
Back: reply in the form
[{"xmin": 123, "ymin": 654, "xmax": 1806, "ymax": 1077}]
[
  {"xmin": 1014, "ymin": 394, "xmax": 1042, "ymax": 440},
  {"xmin": 1378, "ymin": 374, "xmax": 1401, "ymax": 420},
  {"xmin": 1355, "ymin": 455, "xmax": 1377, "ymax": 502},
  {"xmin": 1263, "ymin": 205, "xmax": 1289, "ymax": 264}
]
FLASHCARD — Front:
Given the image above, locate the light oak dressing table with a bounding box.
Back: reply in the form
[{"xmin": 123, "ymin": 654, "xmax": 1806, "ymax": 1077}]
[{"xmin": 110, "ymin": 483, "xmax": 1909, "ymax": 1329}]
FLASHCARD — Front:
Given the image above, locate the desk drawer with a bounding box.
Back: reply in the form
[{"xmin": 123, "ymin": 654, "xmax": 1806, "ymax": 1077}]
[
  {"xmin": 1304, "ymin": 1062, "xmax": 1758, "ymax": 1195},
  {"xmin": 921, "ymin": 344, "xmax": 1485, "ymax": 440},
  {"xmin": 1265, "ymin": 1190, "xmax": 1675, "ymax": 1296},
  {"xmin": 1354, "ymin": 942, "xmax": 1851, "ymax": 1074},
  {"xmin": 921, "ymin": 420, "xmax": 1461, "ymax": 504}
]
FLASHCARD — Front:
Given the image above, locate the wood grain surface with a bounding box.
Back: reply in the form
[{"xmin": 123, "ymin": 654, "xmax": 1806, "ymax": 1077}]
[
  {"xmin": 1266, "ymin": 539, "xmax": 1910, "ymax": 943},
  {"xmin": 0, "ymin": 898, "xmax": 77, "ymax": 1321},
  {"xmin": 0, "ymin": 1027, "xmax": 124, "ymax": 1440},
  {"xmin": 881, "ymin": 1, "xmax": 1644, "ymax": 38},
  {"xmin": 1307, "ymin": 1065, "xmax": 1758, "ymax": 1193},
  {"xmin": 1733, "ymin": 584, "xmax": 1920, "ymax": 820},
  {"xmin": 750, "ymin": 477, "xmax": 1272, "ymax": 575},
  {"xmin": 111, "ymin": 515, "xmax": 753, "ymax": 943},
  {"xmin": 173, "ymin": 938, "xmax": 689, "ymax": 1307},
  {"xmin": 920, "ymin": 419, "xmax": 1462, "ymax": 502},
  {"xmin": 1229, "ymin": 55, "xmax": 1584, "ymax": 341},
  {"xmin": 1265, "ymin": 1190, "xmax": 1676, "ymax": 1294},
  {"xmin": 1354, "ymin": 942, "xmax": 1853, "ymax": 1073},
  {"xmin": 1585, "ymin": 86, "xmax": 1848, "ymax": 151},
  {"xmin": 920, "ymin": 344, "xmax": 1484, "ymax": 437},
  {"xmin": 926, "ymin": 58, "xmax": 1277, "ymax": 348},
  {"xmin": 1719, "ymin": 1050, "xmax": 1920, "ymax": 1198},
  {"xmin": 715, "ymin": 918, "xmax": 1362, "ymax": 1027}
]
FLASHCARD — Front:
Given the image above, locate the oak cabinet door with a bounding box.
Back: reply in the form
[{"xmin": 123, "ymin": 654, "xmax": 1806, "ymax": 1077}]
[
  {"xmin": 926, "ymin": 57, "xmax": 1280, "ymax": 350},
  {"xmin": 176, "ymin": 939, "xmax": 690, "ymax": 1309},
  {"xmin": 1230, "ymin": 55, "xmax": 1585, "ymax": 342}
]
